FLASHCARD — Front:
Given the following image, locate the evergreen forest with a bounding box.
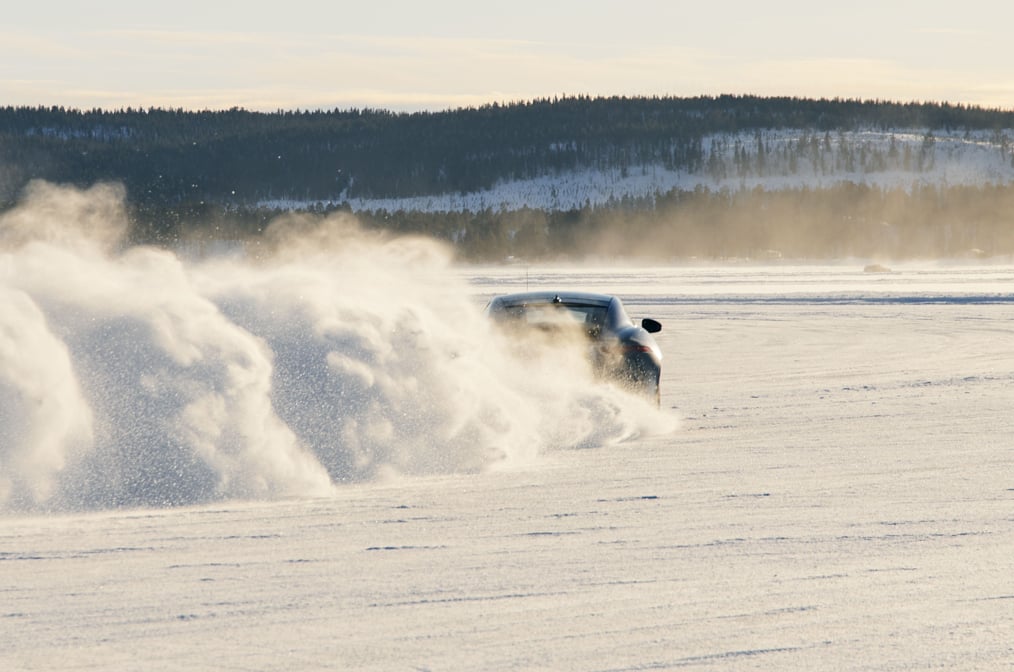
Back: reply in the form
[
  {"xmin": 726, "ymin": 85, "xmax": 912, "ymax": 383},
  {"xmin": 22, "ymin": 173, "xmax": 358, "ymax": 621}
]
[{"xmin": 3, "ymin": 95, "xmax": 1014, "ymax": 260}]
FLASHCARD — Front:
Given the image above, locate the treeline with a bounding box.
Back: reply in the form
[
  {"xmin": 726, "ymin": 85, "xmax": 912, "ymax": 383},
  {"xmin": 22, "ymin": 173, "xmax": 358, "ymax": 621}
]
[
  {"xmin": 4, "ymin": 95, "xmax": 1014, "ymax": 207},
  {"xmin": 5, "ymin": 95, "xmax": 1014, "ymax": 260},
  {"xmin": 164, "ymin": 182, "xmax": 1014, "ymax": 262}
]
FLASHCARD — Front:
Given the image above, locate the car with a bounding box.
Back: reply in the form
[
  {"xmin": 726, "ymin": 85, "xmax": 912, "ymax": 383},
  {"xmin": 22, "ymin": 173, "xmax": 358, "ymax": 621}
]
[{"xmin": 484, "ymin": 291, "xmax": 662, "ymax": 404}]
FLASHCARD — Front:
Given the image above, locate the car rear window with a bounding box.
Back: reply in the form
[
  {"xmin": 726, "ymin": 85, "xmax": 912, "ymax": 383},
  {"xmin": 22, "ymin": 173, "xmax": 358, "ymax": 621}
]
[{"xmin": 498, "ymin": 302, "xmax": 607, "ymax": 329}]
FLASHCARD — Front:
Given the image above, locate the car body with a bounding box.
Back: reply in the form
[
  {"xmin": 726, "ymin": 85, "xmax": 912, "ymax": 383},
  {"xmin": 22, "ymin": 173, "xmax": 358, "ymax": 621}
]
[{"xmin": 484, "ymin": 291, "xmax": 662, "ymax": 403}]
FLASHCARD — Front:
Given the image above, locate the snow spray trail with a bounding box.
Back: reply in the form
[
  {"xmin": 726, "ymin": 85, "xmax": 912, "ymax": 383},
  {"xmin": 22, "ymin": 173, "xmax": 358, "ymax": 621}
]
[{"xmin": 0, "ymin": 182, "xmax": 674, "ymax": 512}]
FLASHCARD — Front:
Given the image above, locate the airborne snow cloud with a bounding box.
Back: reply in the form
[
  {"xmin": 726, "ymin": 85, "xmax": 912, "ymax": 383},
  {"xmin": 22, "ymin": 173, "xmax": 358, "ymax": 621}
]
[{"xmin": 0, "ymin": 182, "xmax": 671, "ymax": 512}]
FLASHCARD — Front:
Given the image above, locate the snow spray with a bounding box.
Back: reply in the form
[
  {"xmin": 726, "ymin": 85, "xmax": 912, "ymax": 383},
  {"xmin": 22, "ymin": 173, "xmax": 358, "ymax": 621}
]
[{"xmin": 0, "ymin": 182, "xmax": 672, "ymax": 512}]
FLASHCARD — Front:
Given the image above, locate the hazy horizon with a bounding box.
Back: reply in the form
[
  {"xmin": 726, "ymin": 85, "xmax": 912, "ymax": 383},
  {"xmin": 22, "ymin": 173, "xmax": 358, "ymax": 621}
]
[{"xmin": 4, "ymin": 1, "xmax": 1014, "ymax": 113}]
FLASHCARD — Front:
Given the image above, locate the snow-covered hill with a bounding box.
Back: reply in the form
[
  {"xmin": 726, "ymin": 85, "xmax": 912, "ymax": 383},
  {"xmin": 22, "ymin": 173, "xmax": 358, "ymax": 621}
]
[{"xmin": 260, "ymin": 128, "xmax": 1014, "ymax": 214}]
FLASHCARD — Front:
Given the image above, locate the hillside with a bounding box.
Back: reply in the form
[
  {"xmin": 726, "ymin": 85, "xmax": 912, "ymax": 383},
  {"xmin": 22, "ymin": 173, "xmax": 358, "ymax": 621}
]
[
  {"xmin": 3, "ymin": 96, "xmax": 1014, "ymax": 260},
  {"xmin": 266, "ymin": 128, "xmax": 1014, "ymax": 213},
  {"xmin": 4, "ymin": 96, "xmax": 1014, "ymax": 206}
]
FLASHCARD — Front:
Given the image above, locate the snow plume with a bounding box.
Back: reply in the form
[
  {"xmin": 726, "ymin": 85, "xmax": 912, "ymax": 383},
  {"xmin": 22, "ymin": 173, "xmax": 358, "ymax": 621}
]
[
  {"xmin": 0, "ymin": 184, "xmax": 671, "ymax": 512},
  {"xmin": 1, "ymin": 183, "xmax": 333, "ymax": 511},
  {"xmin": 0, "ymin": 289, "xmax": 93, "ymax": 507},
  {"xmin": 0, "ymin": 180, "xmax": 128, "ymax": 253},
  {"xmin": 198, "ymin": 213, "xmax": 671, "ymax": 480}
]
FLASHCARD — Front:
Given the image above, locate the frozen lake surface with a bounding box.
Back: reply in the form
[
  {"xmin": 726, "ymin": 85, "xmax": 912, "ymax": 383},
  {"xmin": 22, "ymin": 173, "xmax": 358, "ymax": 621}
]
[{"xmin": 3, "ymin": 260, "xmax": 1014, "ymax": 670}]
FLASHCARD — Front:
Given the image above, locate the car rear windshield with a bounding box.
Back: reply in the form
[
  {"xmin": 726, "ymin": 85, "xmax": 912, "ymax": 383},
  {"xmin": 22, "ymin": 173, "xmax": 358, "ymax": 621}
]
[{"xmin": 497, "ymin": 302, "xmax": 608, "ymax": 330}]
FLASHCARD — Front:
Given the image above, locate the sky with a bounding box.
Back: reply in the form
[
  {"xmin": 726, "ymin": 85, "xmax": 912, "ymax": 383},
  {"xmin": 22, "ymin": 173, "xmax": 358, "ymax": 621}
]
[{"xmin": 3, "ymin": 1, "xmax": 1014, "ymax": 113}]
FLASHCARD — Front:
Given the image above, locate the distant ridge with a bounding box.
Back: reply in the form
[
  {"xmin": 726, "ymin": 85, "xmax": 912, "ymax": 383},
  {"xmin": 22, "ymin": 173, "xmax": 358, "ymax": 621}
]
[
  {"xmin": 3, "ymin": 96, "xmax": 1014, "ymax": 260},
  {"xmin": 264, "ymin": 128, "xmax": 1014, "ymax": 214},
  {"xmin": 3, "ymin": 96, "xmax": 1013, "ymax": 207}
]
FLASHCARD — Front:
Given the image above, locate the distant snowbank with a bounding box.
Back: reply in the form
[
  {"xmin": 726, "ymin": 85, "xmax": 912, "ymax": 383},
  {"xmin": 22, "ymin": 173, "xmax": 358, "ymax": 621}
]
[{"xmin": 259, "ymin": 128, "xmax": 1014, "ymax": 214}]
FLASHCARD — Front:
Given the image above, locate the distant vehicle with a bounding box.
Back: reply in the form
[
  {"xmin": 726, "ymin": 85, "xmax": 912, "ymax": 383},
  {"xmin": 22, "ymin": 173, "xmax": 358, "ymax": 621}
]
[{"xmin": 485, "ymin": 291, "xmax": 662, "ymax": 404}]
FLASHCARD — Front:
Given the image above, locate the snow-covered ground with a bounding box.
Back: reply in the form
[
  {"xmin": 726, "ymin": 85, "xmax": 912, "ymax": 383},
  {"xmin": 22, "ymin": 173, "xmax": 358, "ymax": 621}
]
[
  {"xmin": 3, "ymin": 237, "xmax": 1013, "ymax": 668},
  {"xmin": 259, "ymin": 128, "xmax": 1014, "ymax": 214}
]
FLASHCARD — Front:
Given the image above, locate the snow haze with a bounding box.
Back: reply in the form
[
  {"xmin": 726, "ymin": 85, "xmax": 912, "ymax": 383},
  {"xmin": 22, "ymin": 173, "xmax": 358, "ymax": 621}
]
[{"xmin": 2, "ymin": 184, "xmax": 1013, "ymax": 670}]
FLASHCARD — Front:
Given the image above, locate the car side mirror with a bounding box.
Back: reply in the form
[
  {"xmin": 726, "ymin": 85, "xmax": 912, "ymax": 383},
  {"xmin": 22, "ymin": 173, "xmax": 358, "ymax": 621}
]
[{"xmin": 641, "ymin": 318, "xmax": 661, "ymax": 333}]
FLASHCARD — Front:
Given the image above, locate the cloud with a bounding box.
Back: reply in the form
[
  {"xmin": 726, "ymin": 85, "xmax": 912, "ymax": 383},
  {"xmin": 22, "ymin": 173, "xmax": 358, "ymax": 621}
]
[{"xmin": 0, "ymin": 31, "xmax": 82, "ymax": 59}]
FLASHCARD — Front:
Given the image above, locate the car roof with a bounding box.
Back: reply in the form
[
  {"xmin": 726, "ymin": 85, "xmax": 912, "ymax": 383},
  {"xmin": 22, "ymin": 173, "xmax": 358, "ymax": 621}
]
[{"xmin": 487, "ymin": 291, "xmax": 617, "ymax": 307}]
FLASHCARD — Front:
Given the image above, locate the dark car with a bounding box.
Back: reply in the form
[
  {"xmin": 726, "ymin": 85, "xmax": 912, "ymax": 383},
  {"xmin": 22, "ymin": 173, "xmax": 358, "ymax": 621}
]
[{"xmin": 485, "ymin": 291, "xmax": 662, "ymax": 404}]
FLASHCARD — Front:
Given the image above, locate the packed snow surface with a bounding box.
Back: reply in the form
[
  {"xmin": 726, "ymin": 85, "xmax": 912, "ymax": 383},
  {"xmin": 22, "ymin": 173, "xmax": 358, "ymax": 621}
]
[{"xmin": 2, "ymin": 184, "xmax": 1013, "ymax": 669}]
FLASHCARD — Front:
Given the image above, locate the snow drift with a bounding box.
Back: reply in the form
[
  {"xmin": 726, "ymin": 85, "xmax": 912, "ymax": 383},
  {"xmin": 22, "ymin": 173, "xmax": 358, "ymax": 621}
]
[{"xmin": 0, "ymin": 182, "xmax": 671, "ymax": 512}]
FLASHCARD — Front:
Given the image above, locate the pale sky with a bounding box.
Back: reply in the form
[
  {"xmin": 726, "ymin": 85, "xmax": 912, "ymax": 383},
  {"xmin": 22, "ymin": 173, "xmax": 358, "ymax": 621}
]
[{"xmin": 3, "ymin": 1, "xmax": 1013, "ymax": 112}]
